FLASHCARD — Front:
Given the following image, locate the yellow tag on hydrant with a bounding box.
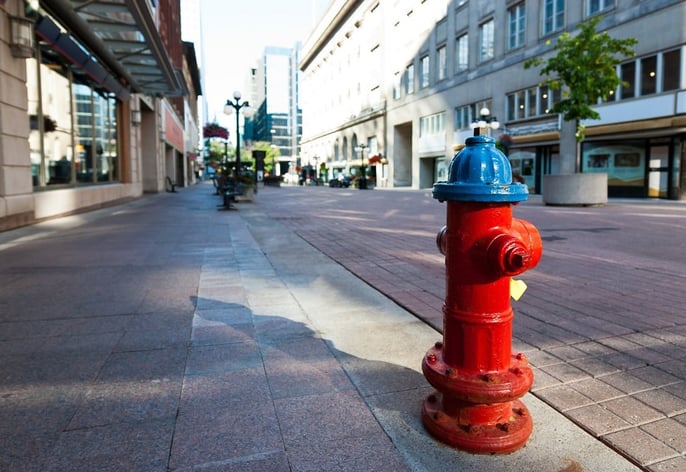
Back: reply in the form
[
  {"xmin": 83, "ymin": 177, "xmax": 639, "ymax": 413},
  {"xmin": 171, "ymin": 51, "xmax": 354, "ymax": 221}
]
[{"xmin": 510, "ymin": 279, "xmax": 528, "ymax": 301}]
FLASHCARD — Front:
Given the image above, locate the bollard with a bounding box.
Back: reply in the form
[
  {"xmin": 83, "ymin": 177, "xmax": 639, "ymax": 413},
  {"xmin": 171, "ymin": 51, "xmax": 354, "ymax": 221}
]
[{"xmin": 422, "ymin": 135, "xmax": 542, "ymax": 454}]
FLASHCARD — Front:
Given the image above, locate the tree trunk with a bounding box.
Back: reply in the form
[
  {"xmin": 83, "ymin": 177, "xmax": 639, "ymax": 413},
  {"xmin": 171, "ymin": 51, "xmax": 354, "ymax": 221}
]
[{"xmin": 559, "ymin": 119, "xmax": 579, "ymax": 174}]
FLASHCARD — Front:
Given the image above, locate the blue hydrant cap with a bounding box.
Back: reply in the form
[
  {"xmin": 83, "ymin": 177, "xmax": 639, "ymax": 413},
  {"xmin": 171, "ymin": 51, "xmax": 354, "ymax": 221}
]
[{"xmin": 433, "ymin": 135, "xmax": 528, "ymax": 202}]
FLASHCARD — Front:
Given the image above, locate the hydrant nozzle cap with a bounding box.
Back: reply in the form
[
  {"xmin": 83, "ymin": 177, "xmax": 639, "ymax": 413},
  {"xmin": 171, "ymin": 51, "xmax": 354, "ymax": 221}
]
[{"xmin": 432, "ymin": 135, "xmax": 528, "ymax": 202}]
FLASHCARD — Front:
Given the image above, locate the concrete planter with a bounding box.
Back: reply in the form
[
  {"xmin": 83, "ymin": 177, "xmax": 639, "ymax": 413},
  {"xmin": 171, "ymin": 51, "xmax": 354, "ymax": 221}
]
[
  {"xmin": 236, "ymin": 187, "xmax": 255, "ymax": 202},
  {"xmin": 542, "ymin": 173, "xmax": 608, "ymax": 206}
]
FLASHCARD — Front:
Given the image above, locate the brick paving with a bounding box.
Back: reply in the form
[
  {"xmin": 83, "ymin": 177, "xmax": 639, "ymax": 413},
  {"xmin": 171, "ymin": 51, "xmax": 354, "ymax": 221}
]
[{"xmin": 258, "ymin": 185, "xmax": 686, "ymax": 471}]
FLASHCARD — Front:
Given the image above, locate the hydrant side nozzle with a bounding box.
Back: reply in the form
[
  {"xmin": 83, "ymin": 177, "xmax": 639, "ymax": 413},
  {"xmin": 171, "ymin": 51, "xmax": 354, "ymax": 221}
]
[
  {"xmin": 436, "ymin": 226, "xmax": 447, "ymax": 255},
  {"xmin": 487, "ymin": 234, "xmax": 532, "ymax": 277}
]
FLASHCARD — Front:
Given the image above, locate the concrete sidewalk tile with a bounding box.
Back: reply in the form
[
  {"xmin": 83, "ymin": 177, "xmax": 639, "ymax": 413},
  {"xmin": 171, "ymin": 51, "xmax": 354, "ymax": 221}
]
[
  {"xmin": 178, "ymin": 368, "xmax": 272, "ymax": 413},
  {"xmin": 0, "ymin": 384, "xmax": 83, "ymax": 435},
  {"xmin": 602, "ymin": 371, "xmax": 656, "ymax": 394},
  {"xmin": 565, "ymin": 404, "xmax": 631, "ymax": 436},
  {"xmin": 634, "ymin": 388, "xmax": 686, "ymax": 416},
  {"xmin": 647, "ymin": 455, "xmax": 686, "ymax": 472},
  {"xmin": 253, "ymin": 316, "xmax": 318, "ymax": 343},
  {"xmin": 174, "ymin": 451, "xmax": 291, "ymax": 472},
  {"xmin": 525, "ymin": 348, "xmax": 563, "ymax": 367},
  {"xmin": 286, "ymin": 435, "xmax": 409, "ymax": 472},
  {"xmin": 539, "ymin": 361, "xmax": 590, "ymax": 383},
  {"xmin": 569, "ymin": 356, "xmax": 622, "ymax": 377},
  {"xmin": 274, "ymin": 390, "xmax": 384, "ymax": 447},
  {"xmin": 185, "ymin": 340, "xmax": 262, "ymax": 376},
  {"xmin": 0, "ymin": 432, "xmax": 58, "ymax": 471},
  {"xmin": 193, "ymin": 304, "xmax": 253, "ymax": 325},
  {"xmin": 574, "ymin": 340, "xmax": 618, "ymax": 357},
  {"xmin": 601, "ymin": 351, "xmax": 649, "ymax": 370},
  {"xmin": 641, "ymin": 418, "xmax": 686, "ymax": 453},
  {"xmin": 0, "ymin": 350, "xmax": 108, "ymax": 386},
  {"xmin": 630, "ymin": 365, "xmax": 681, "ymax": 387},
  {"xmin": 662, "ymin": 381, "xmax": 686, "ymax": 401},
  {"xmin": 570, "ymin": 378, "xmax": 625, "ymax": 402},
  {"xmin": 601, "ymin": 396, "xmax": 665, "ymax": 425},
  {"xmin": 657, "ymin": 359, "xmax": 686, "ymax": 379},
  {"xmin": 603, "ymin": 428, "xmax": 680, "ymax": 466},
  {"xmin": 535, "ymin": 384, "xmax": 594, "ymax": 411},
  {"xmin": 530, "ymin": 368, "xmax": 562, "ymax": 390},
  {"xmin": 66, "ymin": 378, "xmax": 181, "ymax": 430},
  {"xmin": 171, "ymin": 403, "xmax": 282, "ymax": 470},
  {"xmin": 191, "ymin": 322, "xmax": 255, "ymax": 346},
  {"xmin": 44, "ymin": 419, "xmax": 174, "ymax": 472},
  {"xmin": 116, "ymin": 312, "xmax": 191, "ymax": 351}
]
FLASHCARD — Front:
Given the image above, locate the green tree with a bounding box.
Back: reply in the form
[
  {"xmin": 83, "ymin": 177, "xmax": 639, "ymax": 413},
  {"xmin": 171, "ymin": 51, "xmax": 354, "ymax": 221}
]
[{"xmin": 524, "ymin": 16, "xmax": 636, "ymax": 174}]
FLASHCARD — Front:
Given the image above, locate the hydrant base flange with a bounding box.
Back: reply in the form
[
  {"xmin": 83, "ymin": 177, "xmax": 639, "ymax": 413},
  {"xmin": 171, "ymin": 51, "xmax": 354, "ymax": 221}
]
[
  {"xmin": 422, "ymin": 349, "xmax": 533, "ymax": 404},
  {"xmin": 422, "ymin": 392, "xmax": 533, "ymax": 455}
]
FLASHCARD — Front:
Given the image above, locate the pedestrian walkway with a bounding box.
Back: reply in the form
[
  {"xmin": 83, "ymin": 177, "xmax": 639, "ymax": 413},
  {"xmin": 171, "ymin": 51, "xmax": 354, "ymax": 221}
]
[
  {"xmin": 255, "ymin": 184, "xmax": 686, "ymax": 472},
  {"xmin": 0, "ymin": 182, "xmax": 646, "ymax": 470}
]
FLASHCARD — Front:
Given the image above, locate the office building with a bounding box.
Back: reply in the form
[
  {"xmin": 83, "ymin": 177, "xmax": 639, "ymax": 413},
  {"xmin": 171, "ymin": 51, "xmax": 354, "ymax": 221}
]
[{"xmin": 300, "ymin": 0, "xmax": 686, "ymax": 199}]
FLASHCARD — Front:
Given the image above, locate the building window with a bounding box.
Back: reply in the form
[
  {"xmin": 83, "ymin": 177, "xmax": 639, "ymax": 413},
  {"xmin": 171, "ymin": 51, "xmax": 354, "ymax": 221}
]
[
  {"xmin": 527, "ymin": 87, "xmax": 537, "ymax": 117},
  {"xmin": 543, "ymin": 0, "xmax": 565, "ymax": 35},
  {"xmin": 420, "ymin": 55, "xmax": 430, "ymax": 88},
  {"xmin": 620, "ymin": 61, "xmax": 635, "ymax": 99},
  {"xmin": 455, "ymin": 105, "xmax": 470, "ymax": 130},
  {"xmin": 437, "ymin": 45, "xmax": 447, "ymax": 81},
  {"xmin": 393, "ymin": 71, "xmax": 401, "ymax": 99},
  {"xmin": 662, "ymin": 49, "xmax": 681, "ymax": 92},
  {"xmin": 420, "ymin": 112, "xmax": 445, "ymax": 137},
  {"xmin": 587, "ymin": 0, "xmax": 614, "ymax": 16},
  {"xmin": 640, "ymin": 55, "xmax": 657, "ymax": 96},
  {"xmin": 456, "ymin": 100, "xmax": 493, "ymax": 129},
  {"xmin": 406, "ymin": 63, "xmax": 415, "ymax": 94},
  {"xmin": 508, "ymin": 3, "xmax": 526, "ymax": 50},
  {"xmin": 456, "ymin": 33, "xmax": 469, "ymax": 72},
  {"xmin": 479, "ymin": 20, "xmax": 494, "ymax": 62}
]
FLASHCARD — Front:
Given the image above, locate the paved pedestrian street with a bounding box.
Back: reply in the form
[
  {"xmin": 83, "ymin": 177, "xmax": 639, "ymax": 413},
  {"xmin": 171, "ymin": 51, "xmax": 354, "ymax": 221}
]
[
  {"xmin": 254, "ymin": 184, "xmax": 686, "ymax": 471},
  {"xmin": 0, "ymin": 181, "xmax": 683, "ymax": 471}
]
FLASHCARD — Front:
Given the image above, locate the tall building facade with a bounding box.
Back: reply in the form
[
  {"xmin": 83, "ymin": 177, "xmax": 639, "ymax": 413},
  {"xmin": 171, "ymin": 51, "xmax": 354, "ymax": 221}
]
[
  {"xmin": 300, "ymin": 0, "xmax": 686, "ymax": 199},
  {"xmin": 251, "ymin": 45, "xmax": 303, "ymax": 175},
  {"xmin": 0, "ymin": 0, "xmax": 200, "ymax": 232}
]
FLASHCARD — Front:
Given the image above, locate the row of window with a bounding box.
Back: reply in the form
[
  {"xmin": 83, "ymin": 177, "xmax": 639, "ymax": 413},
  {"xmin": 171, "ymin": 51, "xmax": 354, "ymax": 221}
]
[
  {"xmin": 506, "ymin": 48, "xmax": 682, "ymax": 123},
  {"xmin": 396, "ymin": 0, "xmax": 618, "ymax": 98},
  {"xmin": 429, "ymin": 46, "xmax": 682, "ymax": 131}
]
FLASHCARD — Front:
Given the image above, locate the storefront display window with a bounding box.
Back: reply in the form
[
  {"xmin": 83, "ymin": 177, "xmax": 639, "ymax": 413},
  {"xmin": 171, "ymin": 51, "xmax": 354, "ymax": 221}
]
[
  {"xmin": 28, "ymin": 34, "xmax": 118, "ymax": 188},
  {"xmin": 582, "ymin": 141, "xmax": 644, "ymax": 187}
]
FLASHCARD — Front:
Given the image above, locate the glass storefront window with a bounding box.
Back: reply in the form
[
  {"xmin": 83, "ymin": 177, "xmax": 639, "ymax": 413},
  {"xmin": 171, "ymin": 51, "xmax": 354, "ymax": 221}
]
[
  {"xmin": 582, "ymin": 141, "xmax": 645, "ymax": 187},
  {"xmin": 28, "ymin": 33, "xmax": 119, "ymax": 188},
  {"xmin": 508, "ymin": 148, "xmax": 536, "ymax": 192}
]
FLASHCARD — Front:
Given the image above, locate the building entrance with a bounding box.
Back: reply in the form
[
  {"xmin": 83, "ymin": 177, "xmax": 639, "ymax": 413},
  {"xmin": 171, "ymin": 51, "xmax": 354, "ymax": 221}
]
[{"xmin": 648, "ymin": 145, "xmax": 670, "ymax": 198}]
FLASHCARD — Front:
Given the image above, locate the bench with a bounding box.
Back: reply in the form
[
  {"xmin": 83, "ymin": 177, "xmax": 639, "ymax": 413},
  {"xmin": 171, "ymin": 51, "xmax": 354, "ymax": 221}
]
[
  {"xmin": 218, "ymin": 182, "xmax": 242, "ymax": 210},
  {"xmin": 166, "ymin": 176, "xmax": 177, "ymax": 193}
]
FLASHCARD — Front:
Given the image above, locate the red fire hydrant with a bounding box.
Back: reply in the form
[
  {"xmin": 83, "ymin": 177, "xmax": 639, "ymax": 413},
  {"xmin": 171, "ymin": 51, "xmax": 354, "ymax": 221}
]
[{"xmin": 423, "ymin": 135, "xmax": 542, "ymax": 454}]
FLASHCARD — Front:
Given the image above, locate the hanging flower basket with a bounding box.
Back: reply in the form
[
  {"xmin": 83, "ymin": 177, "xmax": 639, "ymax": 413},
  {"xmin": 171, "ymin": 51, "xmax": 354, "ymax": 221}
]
[
  {"xmin": 368, "ymin": 154, "xmax": 383, "ymax": 165},
  {"xmin": 203, "ymin": 122, "xmax": 229, "ymax": 140}
]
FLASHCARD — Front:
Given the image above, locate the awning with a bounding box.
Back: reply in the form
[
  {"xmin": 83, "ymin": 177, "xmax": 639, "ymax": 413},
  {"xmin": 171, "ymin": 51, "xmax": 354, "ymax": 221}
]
[{"xmin": 40, "ymin": 0, "xmax": 183, "ymax": 97}]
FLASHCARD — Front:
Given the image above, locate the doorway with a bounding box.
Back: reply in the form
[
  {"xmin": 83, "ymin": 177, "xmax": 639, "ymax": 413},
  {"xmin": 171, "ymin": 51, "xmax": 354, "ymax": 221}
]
[
  {"xmin": 393, "ymin": 123, "xmax": 412, "ymax": 187},
  {"xmin": 648, "ymin": 144, "xmax": 669, "ymax": 198}
]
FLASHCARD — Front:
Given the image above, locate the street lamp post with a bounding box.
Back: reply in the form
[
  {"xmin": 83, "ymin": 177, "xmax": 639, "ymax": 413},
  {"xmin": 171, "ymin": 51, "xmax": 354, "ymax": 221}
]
[
  {"xmin": 470, "ymin": 107, "xmax": 500, "ymax": 137},
  {"xmin": 355, "ymin": 144, "xmax": 368, "ymax": 190},
  {"xmin": 224, "ymin": 91, "xmax": 253, "ymax": 178}
]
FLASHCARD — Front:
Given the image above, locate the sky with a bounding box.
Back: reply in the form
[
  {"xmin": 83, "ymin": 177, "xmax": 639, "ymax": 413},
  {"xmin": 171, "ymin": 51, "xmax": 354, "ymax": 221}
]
[{"xmin": 198, "ymin": 0, "xmax": 329, "ymax": 126}]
